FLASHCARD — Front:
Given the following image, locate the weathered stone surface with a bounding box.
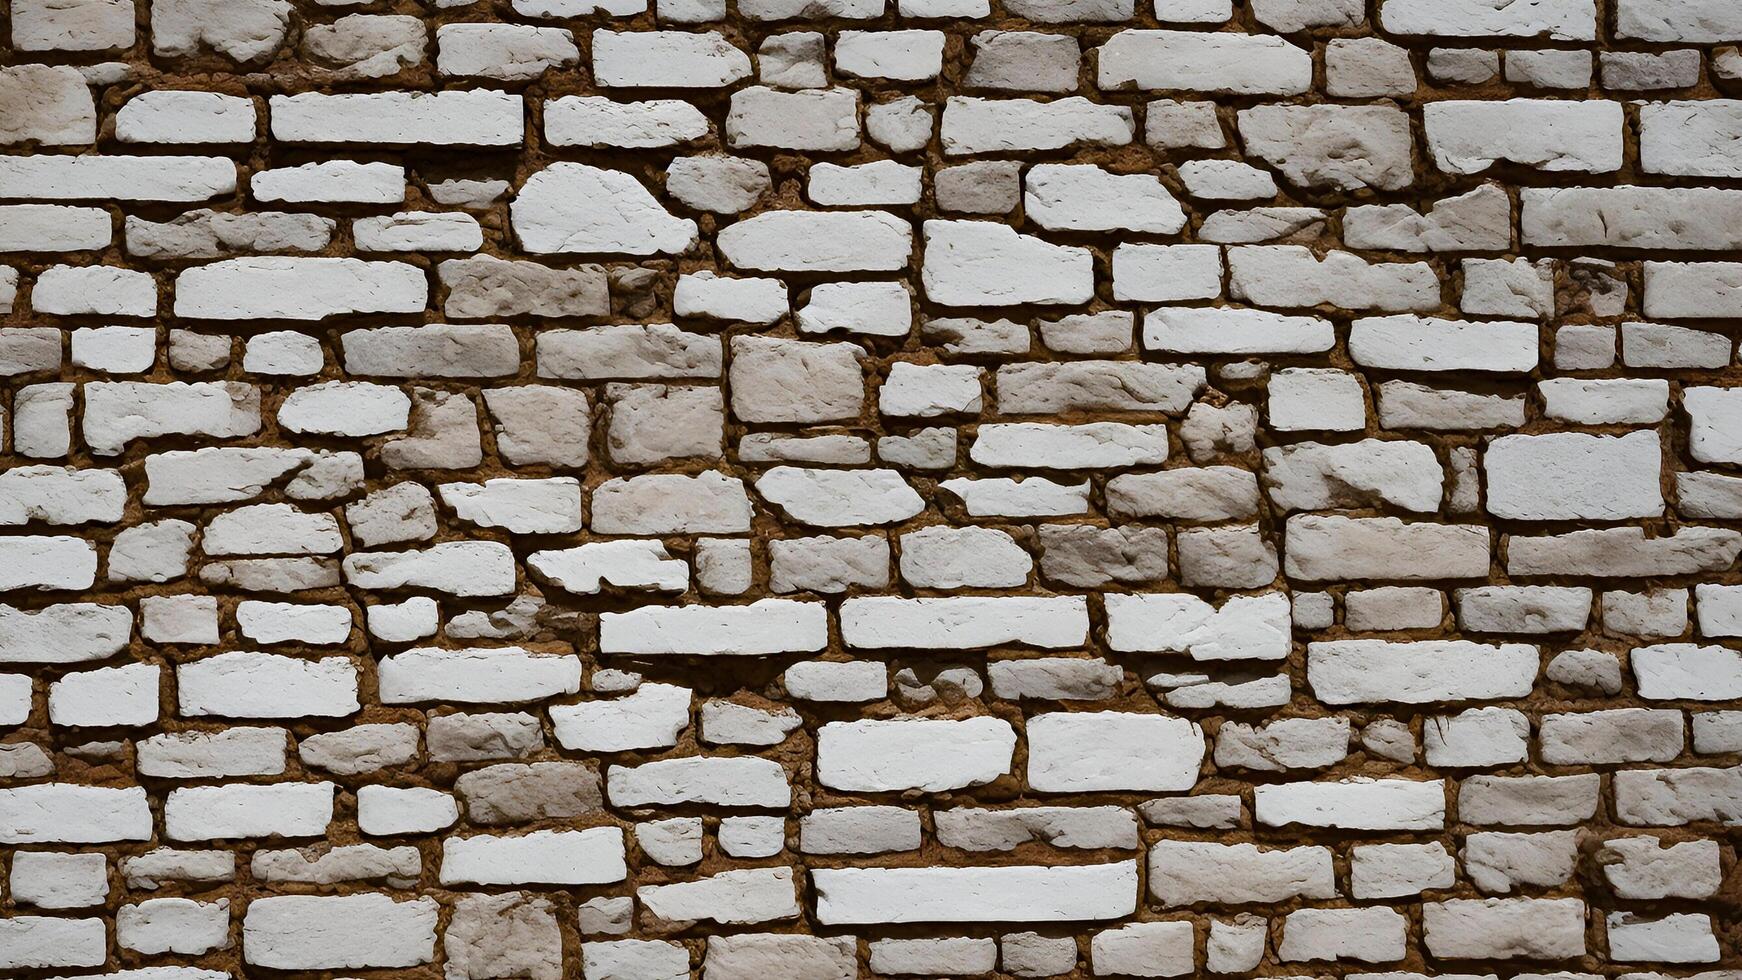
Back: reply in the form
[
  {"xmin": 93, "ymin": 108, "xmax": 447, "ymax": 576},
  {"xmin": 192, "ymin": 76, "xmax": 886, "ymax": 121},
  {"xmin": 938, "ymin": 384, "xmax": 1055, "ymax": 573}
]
[
  {"xmin": 514, "ymin": 163, "xmax": 697, "ymax": 255},
  {"xmin": 0, "ymin": 65, "xmax": 97, "ymax": 145},
  {"xmin": 153, "ymin": 0, "xmax": 291, "ymax": 62},
  {"xmin": 445, "ymin": 893, "xmax": 562, "ymax": 979},
  {"xmin": 3, "ymin": 5, "xmax": 1732, "ymax": 974},
  {"xmin": 439, "ymin": 256, "xmax": 609, "ymax": 319},
  {"xmin": 1237, "ymin": 105, "xmax": 1415, "ymax": 190}
]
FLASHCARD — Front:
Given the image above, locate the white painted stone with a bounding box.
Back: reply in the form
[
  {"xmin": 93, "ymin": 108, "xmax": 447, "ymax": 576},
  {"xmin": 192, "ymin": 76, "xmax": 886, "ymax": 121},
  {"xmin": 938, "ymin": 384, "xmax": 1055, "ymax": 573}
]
[
  {"xmin": 1027, "ymin": 712, "xmax": 1204, "ymax": 792},
  {"xmin": 970, "ymin": 423, "xmax": 1169, "ymax": 468},
  {"xmin": 530, "ymin": 541, "xmax": 687, "ymax": 595},
  {"xmin": 814, "ymin": 862, "xmax": 1138, "ymax": 924},
  {"xmin": 818, "ymin": 717, "xmax": 1016, "ymax": 791},
  {"xmin": 378, "ymin": 647, "xmax": 581, "ymax": 704},
  {"xmin": 0, "ymin": 155, "xmax": 236, "ymax": 201},
  {"xmin": 551, "ymin": 683, "xmax": 691, "ymax": 751},
  {"xmin": 841, "ymin": 596, "xmax": 1089, "ymax": 649},
  {"xmin": 342, "ymin": 541, "xmax": 515, "ymax": 597},
  {"xmin": 178, "ymin": 652, "xmax": 359, "ymax": 718},
  {"xmin": 799, "ymin": 281, "xmax": 912, "ymax": 336},
  {"xmin": 438, "ymin": 477, "xmax": 583, "ymax": 534},
  {"xmin": 1024, "ymin": 164, "xmax": 1187, "ymax": 233},
  {"xmin": 252, "ymin": 161, "xmax": 405, "ymax": 203},
  {"xmin": 513, "ymin": 163, "xmax": 697, "ymax": 255},
  {"xmin": 1350, "ymin": 315, "xmax": 1539, "ymax": 372},
  {"xmin": 593, "ymin": 30, "xmax": 751, "ymax": 86},
  {"xmin": 439, "ymin": 827, "xmax": 627, "ymax": 885},
  {"xmin": 599, "ymin": 600, "xmax": 828, "ymax": 655},
  {"xmin": 638, "ymin": 866, "xmax": 799, "ymax": 924},
  {"xmin": 923, "ymin": 220, "xmax": 1093, "ymax": 306},
  {"xmin": 48, "ymin": 663, "xmax": 159, "ymax": 727},
  {"xmin": 941, "ymin": 96, "xmax": 1133, "ymax": 155},
  {"xmin": 165, "ymin": 782, "xmax": 333, "ymax": 840},
  {"xmin": 1382, "ymin": 0, "xmax": 1596, "ymax": 39},
  {"xmin": 720, "ymin": 210, "xmax": 911, "ymax": 273},
  {"xmin": 1486, "ymin": 431, "xmax": 1664, "ymax": 520},
  {"xmin": 1098, "ymin": 30, "xmax": 1312, "ymax": 93},
  {"xmin": 608, "ymin": 756, "xmax": 791, "ymax": 808},
  {"xmin": 1425, "ymin": 99, "xmax": 1623, "ymax": 173},
  {"xmin": 1105, "ymin": 592, "xmax": 1290, "ymax": 660},
  {"xmin": 1309, "ymin": 640, "xmax": 1538, "ymax": 704},
  {"xmin": 1256, "ymin": 778, "xmax": 1447, "ymax": 830},
  {"xmin": 1146, "ymin": 307, "xmax": 1335, "ymax": 355},
  {"xmin": 0, "ymin": 785, "xmax": 153, "ymax": 843},
  {"xmin": 118, "ymin": 92, "xmax": 255, "ymax": 143},
  {"xmin": 358, "ymin": 786, "xmax": 459, "ymax": 836},
  {"xmin": 175, "ymin": 258, "xmax": 426, "ymax": 319},
  {"xmin": 270, "ymin": 90, "xmax": 522, "ymax": 145},
  {"xmin": 1619, "ymin": 0, "xmax": 1742, "ymax": 40},
  {"xmin": 243, "ymin": 894, "xmax": 438, "ymax": 970}
]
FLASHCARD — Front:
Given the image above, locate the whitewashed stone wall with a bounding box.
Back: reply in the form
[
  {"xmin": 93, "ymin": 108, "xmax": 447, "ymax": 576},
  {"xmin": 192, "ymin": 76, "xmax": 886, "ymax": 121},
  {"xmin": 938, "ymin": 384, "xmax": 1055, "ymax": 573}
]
[{"xmin": 0, "ymin": 0, "xmax": 1739, "ymax": 975}]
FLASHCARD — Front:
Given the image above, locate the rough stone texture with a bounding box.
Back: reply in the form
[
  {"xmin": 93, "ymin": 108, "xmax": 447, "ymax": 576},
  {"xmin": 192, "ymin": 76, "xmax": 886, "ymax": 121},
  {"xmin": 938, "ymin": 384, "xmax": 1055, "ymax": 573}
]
[{"xmin": 0, "ymin": 3, "xmax": 1734, "ymax": 976}]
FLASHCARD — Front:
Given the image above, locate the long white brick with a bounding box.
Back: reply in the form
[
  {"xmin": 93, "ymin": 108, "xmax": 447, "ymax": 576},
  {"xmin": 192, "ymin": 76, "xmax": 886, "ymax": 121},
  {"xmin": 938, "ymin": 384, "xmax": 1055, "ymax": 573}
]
[
  {"xmin": 1382, "ymin": 0, "xmax": 1596, "ymax": 39},
  {"xmin": 1105, "ymin": 592, "xmax": 1290, "ymax": 660},
  {"xmin": 243, "ymin": 894, "xmax": 439, "ymax": 970},
  {"xmin": 1027, "ymin": 712, "xmax": 1205, "ymax": 792},
  {"xmin": 1425, "ymin": 99, "xmax": 1623, "ymax": 174},
  {"xmin": 0, "ymin": 155, "xmax": 236, "ymax": 200},
  {"xmin": 0, "ymin": 785, "xmax": 152, "ymax": 843},
  {"xmin": 1633, "ymin": 644, "xmax": 1742, "ymax": 700},
  {"xmin": 1619, "ymin": 0, "xmax": 1742, "ymax": 40},
  {"xmin": 839, "ymin": 596, "xmax": 1089, "ymax": 649},
  {"xmin": 165, "ymin": 782, "xmax": 334, "ymax": 840},
  {"xmin": 637, "ymin": 867, "xmax": 799, "ymax": 925},
  {"xmin": 940, "ymin": 96, "xmax": 1134, "ymax": 155},
  {"xmin": 608, "ymin": 756, "xmax": 791, "ymax": 808},
  {"xmin": 0, "ymin": 603, "xmax": 131, "ymax": 663},
  {"xmin": 177, "ymin": 652, "xmax": 359, "ymax": 718},
  {"xmin": 0, "ymin": 536, "xmax": 97, "ymax": 590},
  {"xmin": 1308, "ymin": 640, "xmax": 1539, "ymax": 704},
  {"xmin": 1097, "ymin": 30, "xmax": 1312, "ymax": 94},
  {"xmin": 817, "ymin": 718, "xmax": 1016, "ymax": 791},
  {"xmin": 813, "ymin": 862, "xmax": 1139, "ymax": 924},
  {"xmin": 270, "ymin": 91, "xmax": 523, "ymax": 144},
  {"xmin": 377, "ymin": 647, "xmax": 581, "ymax": 704},
  {"xmin": 1256, "ymin": 778, "xmax": 1447, "ymax": 830},
  {"xmin": 922, "ymin": 219, "xmax": 1093, "ymax": 306},
  {"xmin": 599, "ymin": 600, "xmax": 828, "ymax": 655},
  {"xmin": 1145, "ymin": 307, "xmax": 1335, "ymax": 355},
  {"xmin": 83, "ymin": 381, "xmax": 260, "ymax": 455},
  {"xmin": 174, "ymin": 258, "xmax": 427, "ymax": 320},
  {"xmin": 439, "ymin": 827, "xmax": 627, "ymax": 885},
  {"xmin": 1641, "ymin": 100, "xmax": 1742, "ymax": 177},
  {"xmin": 0, "ymin": 917, "xmax": 106, "ymax": 970},
  {"xmin": 1349, "ymin": 316, "xmax": 1538, "ymax": 372}
]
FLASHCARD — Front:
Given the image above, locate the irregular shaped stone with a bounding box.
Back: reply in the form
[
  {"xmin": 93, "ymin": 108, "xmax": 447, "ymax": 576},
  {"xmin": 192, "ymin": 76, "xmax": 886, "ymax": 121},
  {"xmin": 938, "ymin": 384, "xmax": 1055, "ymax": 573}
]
[
  {"xmin": 1238, "ymin": 105, "xmax": 1415, "ymax": 191},
  {"xmin": 513, "ymin": 163, "xmax": 697, "ymax": 255},
  {"xmin": 153, "ymin": 0, "xmax": 290, "ymax": 62},
  {"xmin": 0, "ymin": 65, "xmax": 96, "ymax": 145}
]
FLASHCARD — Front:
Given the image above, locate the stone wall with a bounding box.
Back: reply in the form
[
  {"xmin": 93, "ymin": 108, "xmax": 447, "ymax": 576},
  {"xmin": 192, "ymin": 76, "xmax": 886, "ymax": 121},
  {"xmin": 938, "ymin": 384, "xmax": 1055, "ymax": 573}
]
[{"xmin": 0, "ymin": 0, "xmax": 1739, "ymax": 975}]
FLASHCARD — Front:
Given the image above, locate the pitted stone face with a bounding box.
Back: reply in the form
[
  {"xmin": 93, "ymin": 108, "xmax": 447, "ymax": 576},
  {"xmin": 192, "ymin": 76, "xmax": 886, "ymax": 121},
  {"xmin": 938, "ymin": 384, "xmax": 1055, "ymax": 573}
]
[{"xmin": 0, "ymin": 0, "xmax": 1738, "ymax": 973}]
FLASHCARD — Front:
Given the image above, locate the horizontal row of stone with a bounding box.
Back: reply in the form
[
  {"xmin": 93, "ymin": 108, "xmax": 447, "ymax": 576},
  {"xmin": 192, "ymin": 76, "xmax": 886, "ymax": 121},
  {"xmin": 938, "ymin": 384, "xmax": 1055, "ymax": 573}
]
[
  {"xmin": 8, "ymin": 603, "xmax": 1740, "ymax": 687},
  {"xmin": 12, "ymin": 0, "xmax": 1742, "ymax": 57},
  {"xmin": 2, "ymin": 890, "xmax": 1714, "ymax": 973},
  {"xmin": 11, "ymin": 93, "xmax": 1742, "ymax": 171},
  {"xmin": 13, "ymin": 257, "xmax": 1742, "ymax": 333},
  {"xmin": 18, "ymin": 647, "xmax": 1736, "ymax": 766},
  {"xmin": 4, "ymin": 756, "xmax": 1739, "ymax": 831},
  {"xmin": 15, "ymin": 182, "xmax": 1742, "ymax": 258}
]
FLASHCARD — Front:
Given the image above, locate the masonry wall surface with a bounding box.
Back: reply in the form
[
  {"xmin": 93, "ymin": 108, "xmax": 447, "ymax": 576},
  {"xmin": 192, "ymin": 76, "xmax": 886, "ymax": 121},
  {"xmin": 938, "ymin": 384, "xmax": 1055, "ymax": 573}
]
[{"xmin": 0, "ymin": 0, "xmax": 1740, "ymax": 975}]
